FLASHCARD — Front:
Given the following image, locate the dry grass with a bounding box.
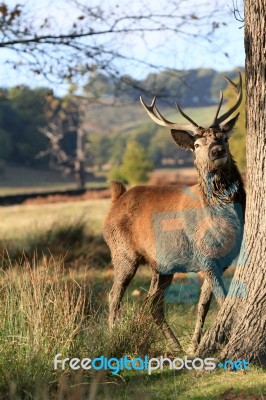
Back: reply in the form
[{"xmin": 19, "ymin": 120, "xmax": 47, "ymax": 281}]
[
  {"xmin": 0, "ymin": 199, "xmax": 110, "ymax": 241},
  {"xmin": 0, "ymin": 255, "xmax": 168, "ymax": 398},
  {"xmin": 0, "ymin": 257, "xmax": 86, "ymax": 396}
]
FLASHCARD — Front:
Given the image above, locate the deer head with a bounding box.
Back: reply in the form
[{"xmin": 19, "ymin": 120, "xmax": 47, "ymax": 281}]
[{"xmin": 140, "ymin": 73, "xmax": 242, "ymax": 173}]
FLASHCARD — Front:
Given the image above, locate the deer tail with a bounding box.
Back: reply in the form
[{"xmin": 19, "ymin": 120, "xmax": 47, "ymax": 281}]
[{"xmin": 110, "ymin": 180, "xmax": 126, "ymax": 203}]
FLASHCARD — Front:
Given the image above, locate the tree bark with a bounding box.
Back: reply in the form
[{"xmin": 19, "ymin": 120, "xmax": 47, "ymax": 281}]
[
  {"xmin": 75, "ymin": 101, "xmax": 87, "ymax": 190},
  {"xmin": 198, "ymin": 0, "xmax": 266, "ymax": 364}
]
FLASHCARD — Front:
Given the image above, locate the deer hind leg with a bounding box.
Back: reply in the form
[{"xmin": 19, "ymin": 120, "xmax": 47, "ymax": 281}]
[
  {"xmin": 188, "ymin": 278, "xmax": 213, "ymax": 354},
  {"xmin": 204, "ymin": 267, "xmax": 227, "ymax": 307},
  {"xmin": 108, "ymin": 253, "xmax": 139, "ymax": 329},
  {"xmin": 188, "ymin": 268, "xmax": 226, "ymax": 354},
  {"xmin": 146, "ymin": 271, "xmax": 182, "ymax": 353}
]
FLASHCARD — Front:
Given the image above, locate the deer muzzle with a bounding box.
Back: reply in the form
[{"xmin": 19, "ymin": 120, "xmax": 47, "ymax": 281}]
[{"xmin": 209, "ymin": 144, "xmax": 227, "ymax": 165}]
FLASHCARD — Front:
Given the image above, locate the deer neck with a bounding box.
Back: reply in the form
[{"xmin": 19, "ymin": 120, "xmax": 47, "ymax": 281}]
[{"xmin": 197, "ymin": 157, "xmax": 245, "ymax": 208}]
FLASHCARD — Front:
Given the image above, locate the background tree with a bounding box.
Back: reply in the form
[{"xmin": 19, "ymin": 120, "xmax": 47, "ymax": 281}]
[
  {"xmin": 38, "ymin": 92, "xmax": 91, "ymax": 189},
  {"xmin": 0, "ymin": 90, "xmax": 15, "ymax": 170},
  {"xmin": 6, "ymin": 85, "xmax": 50, "ymax": 166},
  {"xmin": 198, "ymin": 0, "xmax": 265, "ymax": 365},
  {"xmin": 110, "ymin": 140, "xmax": 153, "ymax": 184},
  {"xmin": 88, "ymin": 134, "xmax": 112, "ymax": 172}
]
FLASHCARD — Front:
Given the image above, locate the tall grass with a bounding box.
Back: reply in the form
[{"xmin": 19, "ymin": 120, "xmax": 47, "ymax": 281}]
[
  {"xmin": 0, "ymin": 254, "xmax": 165, "ymax": 398},
  {"xmin": 0, "ymin": 257, "xmax": 86, "ymax": 395}
]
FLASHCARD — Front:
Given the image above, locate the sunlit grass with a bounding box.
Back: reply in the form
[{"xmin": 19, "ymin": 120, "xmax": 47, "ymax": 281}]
[
  {"xmin": 0, "ymin": 257, "xmax": 166, "ymax": 398},
  {"xmin": 0, "ymin": 199, "xmax": 110, "ymax": 242},
  {"xmin": 101, "ymin": 367, "xmax": 266, "ymax": 400},
  {"xmin": 0, "ymin": 258, "xmax": 86, "ymax": 396}
]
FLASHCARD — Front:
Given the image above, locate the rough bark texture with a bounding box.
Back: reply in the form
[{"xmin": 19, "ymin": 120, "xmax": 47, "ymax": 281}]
[{"xmin": 198, "ymin": 0, "xmax": 266, "ymax": 364}]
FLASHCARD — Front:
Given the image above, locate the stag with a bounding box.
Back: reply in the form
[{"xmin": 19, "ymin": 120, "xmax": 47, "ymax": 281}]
[{"xmin": 103, "ymin": 73, "xmax": 245, "ymax": 353}]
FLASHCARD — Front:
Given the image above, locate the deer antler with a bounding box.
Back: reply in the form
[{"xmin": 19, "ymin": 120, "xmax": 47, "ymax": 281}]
[
  {"xmin": 211, "ymin": 72, "xmax": 243, "ymax": 127},
  {"xmin": 140, "ymin": 96, "xmax": 199, "ymax": 133}
]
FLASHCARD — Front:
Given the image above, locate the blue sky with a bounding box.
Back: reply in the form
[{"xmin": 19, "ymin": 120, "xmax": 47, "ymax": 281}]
[{"xmin": 0, "ymin": 0, "xmax": 245, "ymax": 94}]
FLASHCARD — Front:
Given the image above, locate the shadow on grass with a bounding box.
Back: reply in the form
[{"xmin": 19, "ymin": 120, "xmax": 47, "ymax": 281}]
[{"xmin": 0, "ymin": 218, "xmax": 111, "ymax": 268}]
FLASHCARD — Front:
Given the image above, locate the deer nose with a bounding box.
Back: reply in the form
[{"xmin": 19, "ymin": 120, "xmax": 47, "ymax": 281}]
[{"xmin": 210, "ymin": 145, "xmax": 225, "ymax": 159}]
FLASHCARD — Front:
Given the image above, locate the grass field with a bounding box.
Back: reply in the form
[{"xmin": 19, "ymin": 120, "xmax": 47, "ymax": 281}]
[
  {"xmin": 0, "ymin": 199, "xmax": 265, "ymax": 399},
  {"xmin": 0, "ymin": 199, "xmax": 110, "ymax": 240}
]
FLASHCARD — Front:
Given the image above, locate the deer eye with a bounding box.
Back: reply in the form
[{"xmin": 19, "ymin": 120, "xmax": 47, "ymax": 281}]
[{"xmin": 194, "ymin": 143, "xmax": 200, "ymax": 149}]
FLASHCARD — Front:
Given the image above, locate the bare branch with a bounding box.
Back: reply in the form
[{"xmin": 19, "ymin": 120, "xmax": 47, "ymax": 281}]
[
  {"xmin": 228, "ymin": 0, "xmax": 244, "ymax": 28},
  {"xmin": 0, "ymin": 1, "xmax": 233, "ymax": 82}
]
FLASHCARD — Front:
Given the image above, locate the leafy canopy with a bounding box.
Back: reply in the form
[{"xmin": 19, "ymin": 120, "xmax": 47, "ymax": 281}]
[{"xmin": 109, "ymin": 140, "xmax": 153, "ymax": 184}]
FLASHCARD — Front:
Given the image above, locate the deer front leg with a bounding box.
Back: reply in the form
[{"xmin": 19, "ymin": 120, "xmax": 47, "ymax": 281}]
[{"xmin": 188, "ymin": 278, "xmax": 212, "ymax": 355}]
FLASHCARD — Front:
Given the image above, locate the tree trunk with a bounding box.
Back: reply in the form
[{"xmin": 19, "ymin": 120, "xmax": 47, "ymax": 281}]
[
  {"xmin": 198, "ymin": 0, "xmax": 266, "ymax": 364},
  {"xmin": 75, "ymin": 103, "xmax": 86, "ymax": 190}
]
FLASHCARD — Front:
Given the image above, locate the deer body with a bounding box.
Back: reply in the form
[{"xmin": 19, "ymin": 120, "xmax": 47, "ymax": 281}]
[
  {"xmin": 105, "ymin": 180, "xmax": 244, "ymax": 273},
  {"xmin": 104, "ymin": 74, "xmax": 245, "ymax": 353}
]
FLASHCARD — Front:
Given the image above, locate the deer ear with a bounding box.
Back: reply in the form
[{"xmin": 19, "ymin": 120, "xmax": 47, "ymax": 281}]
[
  {"xmin": 221, "ymin": 113, "xmax": 239, "ymax": 135},
  {"xmin": 171, "ymin": 130, "xmax": 195, "ymax": 151}
]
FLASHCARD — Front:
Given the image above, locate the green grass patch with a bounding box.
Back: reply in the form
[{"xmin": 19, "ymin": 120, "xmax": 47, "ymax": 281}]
[{"xmin": 94, "ymin": 367, "xmax": 266, "ymax": 400}]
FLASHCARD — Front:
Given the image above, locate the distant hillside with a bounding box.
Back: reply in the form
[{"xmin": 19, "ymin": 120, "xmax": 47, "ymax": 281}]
[
  {"xmin": 85, "ymin": 67, "xmax": 244, "ymax": 107},
  {"xmin": 0, "ymin": 67, "xmax": 245, "ymax": 187},
  {"xmin": 85, "ymin": 103, "xmax": 219, "ymax": 136},
  {"xmin": 84, "ymin": 67, "xmax": 244, "ymax": 135}
]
